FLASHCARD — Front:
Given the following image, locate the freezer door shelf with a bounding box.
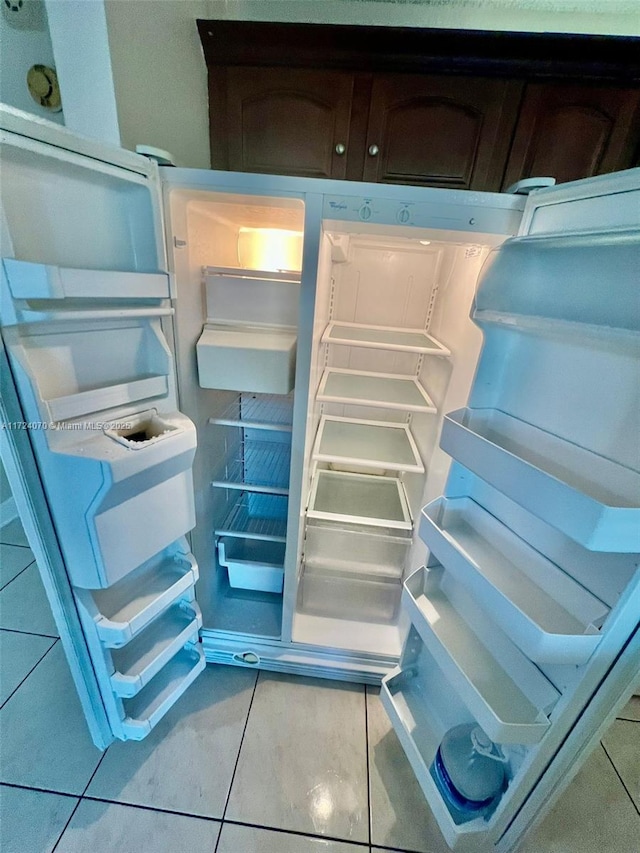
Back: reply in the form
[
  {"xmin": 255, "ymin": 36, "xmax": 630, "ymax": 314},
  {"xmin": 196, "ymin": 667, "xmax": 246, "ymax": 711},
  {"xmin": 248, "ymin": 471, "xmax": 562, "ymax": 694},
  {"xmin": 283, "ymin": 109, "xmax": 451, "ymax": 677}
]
[
  {"xmin": 316, "ymin": 368, "xmax": 437, "ymax": 413},
  {"xmin": 403, "ymin": 566, "xmax": 560, "ymax": 744},
  {"xmin": 312, "ymin": 416, "xmax": 424, "ymax": 474},
  {"xmin": 441, "ymin": 408, "xmax": 640, "ymax": 552},
  {"xmin": 420, "ymin": 497, "xmax": 608, "ymax": 664},
  {"xmin": 218, "ymin": 537, "xmax": 285, "ymax": 594},
  {"xmin": 120, "ymin": 645, "xmax": 206, "ymax": 741},
  {"xmin": 88, "ymin": 541, "xmax": 199, "ymax": 647},
  {"xmin": 381, "ymin": 666, "xmax": 492, "ymax": 851},
  {"xmin": 110, "ymin": 603, "xmax": 202, "ymax": 698},
  {"xmin": 322, "ymin": 321, "xmax": 450, "ymax": 356},
  {"xmin": 307, "ymin": 469, "xmax": 412, "ymax": 531}
]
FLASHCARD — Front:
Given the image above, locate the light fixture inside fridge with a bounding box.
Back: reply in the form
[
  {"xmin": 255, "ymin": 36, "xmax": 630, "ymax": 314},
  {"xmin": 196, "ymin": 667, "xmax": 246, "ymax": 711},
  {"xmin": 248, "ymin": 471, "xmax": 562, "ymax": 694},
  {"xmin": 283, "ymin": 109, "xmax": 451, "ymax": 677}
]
[{"xmin": 238, "ymin": 227, "xmax": 303, "ymax": 272}]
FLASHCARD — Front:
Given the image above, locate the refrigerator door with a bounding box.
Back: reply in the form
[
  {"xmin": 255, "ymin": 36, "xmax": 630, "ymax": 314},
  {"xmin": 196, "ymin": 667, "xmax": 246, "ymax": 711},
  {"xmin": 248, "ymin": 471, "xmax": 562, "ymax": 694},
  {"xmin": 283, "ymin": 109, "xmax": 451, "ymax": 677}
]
[
  {"xmin": 383, "ymin": 169, "xmax": 640, "ymax": 851},
  {"xmin": 0, "ymin": 106, "xmax": 204, "ymax": 747}
]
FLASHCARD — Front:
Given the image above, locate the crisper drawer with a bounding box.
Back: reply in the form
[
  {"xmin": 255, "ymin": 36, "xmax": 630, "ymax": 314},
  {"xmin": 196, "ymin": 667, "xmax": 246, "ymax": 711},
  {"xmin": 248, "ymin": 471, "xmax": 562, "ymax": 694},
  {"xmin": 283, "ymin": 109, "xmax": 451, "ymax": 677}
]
[
  {"xmin": 299, "ymin": 564, "xmax": 402, "ymax": 623},
  {"xmin": 304, "ymin": 521, "xmax": 410, "ymax": 580}
]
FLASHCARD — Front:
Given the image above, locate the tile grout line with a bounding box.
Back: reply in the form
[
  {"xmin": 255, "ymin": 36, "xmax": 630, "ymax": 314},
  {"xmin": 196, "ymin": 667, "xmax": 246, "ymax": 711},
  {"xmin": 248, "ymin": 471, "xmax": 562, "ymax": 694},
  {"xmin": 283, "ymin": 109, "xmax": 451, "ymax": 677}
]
[
  {"xmin": 214, "ymin": 667, "xmax": 261, "ymax": 853},
  {"xmin": 0, "ymin": 626, "xmax": 59, "ymax": 640},
  {"xmin": 219, "ymin": 817, "xmax": 371, "ymax": 850},
  {"xmin": 600, "ymin": 740, "xmax": 640, "ymax": 817},
  {"xmin": 364, "ymin": 684, "xmax": 373, "ymax": 849},
  {"xmin": 0, "ymin": 637, "xmax": 58, "ymax": 711},
  {"xmin": 51, "ymin": 745, "xmax": 111, "ymax": 853},
  {"xmin": 0, "ymin": 559, "xmax": 36, "ymax": 592}
]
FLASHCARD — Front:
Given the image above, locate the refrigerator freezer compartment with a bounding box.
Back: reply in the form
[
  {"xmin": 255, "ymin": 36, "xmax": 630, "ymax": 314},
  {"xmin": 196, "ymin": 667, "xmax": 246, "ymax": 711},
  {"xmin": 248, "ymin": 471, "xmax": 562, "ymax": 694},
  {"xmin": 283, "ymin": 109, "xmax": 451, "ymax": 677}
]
[
  {"xmin": 304, "ymin": 521, "xmax": 410, "ymax": 579},
  {"xmin": 403, "ymin": 566, "xmax": 559, "ymax": 744},
  {"xmin": 89, "ymin": 540, "xmax": 199, "ymax": 647},
  {"xmin": 317, "ymin": 368, "xmax": 437, "ymax": 413},
  {"xmin": 196, "ymin": 324, "xmax": 297, "ymax": 394},
  {"xmin": 208, "ymin": 391, "xmax": 293, "ymax": 432},
  {"xmin": 441, "ymin": 408, "xmax": 640, "ymax": 552},
  {"xmin": 307, "ymin": 470, "xmax": 412, "ymax": 530},
  {"xmin": 110, "ymin": 603, "xmax": 202, "ymax": 698},
  {"xmin": 215, "ymin": 492, "xmax": 288, "ymax": 542},
  {"xmin": 420, "ymin": 497, "xmax": 608, "ymax": 664},
  {"xmin": 3, "ymin": 259, "xmax": 170, "ymax": 301},
  {"xmin": 299, "ymin": 564, "xmax": 402, "ymax": 623},
  {"xmin": 218, "ymin": 537, "xmax": 285, "ymax": 593},
  {"xmin": 211, "ymin": 438, "xmax": 291, "ymax": 495},
  {"xmin": 312, "ymin": 416, "xmax": 424, "ymax": 473},
  {"xmin": 381, "ymin": 666, "xmax": 491, "ymax": 850},
  {"xmin": 322, "ymin": 321, "xmax": 450, "ymax": 355},
  {"xmin": 120, "ymin": 645, "xmax": 206, "ymax": 740}
]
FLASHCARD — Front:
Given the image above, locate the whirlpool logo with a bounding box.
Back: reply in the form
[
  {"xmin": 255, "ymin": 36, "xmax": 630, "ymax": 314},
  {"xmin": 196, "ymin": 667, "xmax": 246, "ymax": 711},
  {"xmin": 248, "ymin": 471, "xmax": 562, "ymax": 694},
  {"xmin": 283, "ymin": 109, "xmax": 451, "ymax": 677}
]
[{"xmin": 328, "ymin": 201, "xmax": 348, "ymax": 211}]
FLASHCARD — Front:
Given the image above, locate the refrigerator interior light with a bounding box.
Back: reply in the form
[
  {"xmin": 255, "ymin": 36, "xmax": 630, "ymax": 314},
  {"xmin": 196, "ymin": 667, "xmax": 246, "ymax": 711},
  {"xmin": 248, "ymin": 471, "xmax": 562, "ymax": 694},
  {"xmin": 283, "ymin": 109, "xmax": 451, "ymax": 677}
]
[{"xmin": 238, "ymin": 227, "xmax": 303, "ymax": 272}]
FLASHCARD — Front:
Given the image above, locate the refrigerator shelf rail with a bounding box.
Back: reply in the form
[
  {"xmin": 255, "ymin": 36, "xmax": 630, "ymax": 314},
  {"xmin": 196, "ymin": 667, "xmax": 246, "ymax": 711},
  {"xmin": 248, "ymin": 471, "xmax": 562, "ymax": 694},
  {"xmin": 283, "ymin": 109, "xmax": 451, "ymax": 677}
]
[
  {"xmin": 313, "ymin": 416, "xmax": 425, "ymax": 473},
  {"xmin": 307, "ymin": 469, "xmax": 412, "ymax": 530},
  {"xmin": 441, "ymin": 408, "xmax": 640, "ymax": 552},
  {"xmin": 120, "ymin": 645, "xmax": 206, "ymax": 740},
  {"xmin": 322, "ymin": 321, "xmax": 451, "ymax": 356},
  {"xmin": 403, "ymin": 566, "xmax": 560, "ymax": 745},
  {"xmin": 211, "ymin": 439, "xmax": 291, "ymax": 495},
  {"xmin": 215, "ymin": 492, "xmax": 289, "ymax": 542},
  {"xmin": 316, "ymin": 367, "xmax": 437, "ymax": 413},
  {"xmin": 419, "ymin": 497, "xmax": 608, "ymax": 665},
  {"xmin": 110, "ymin": 602, "xmax": 202, "ymax": 698}
]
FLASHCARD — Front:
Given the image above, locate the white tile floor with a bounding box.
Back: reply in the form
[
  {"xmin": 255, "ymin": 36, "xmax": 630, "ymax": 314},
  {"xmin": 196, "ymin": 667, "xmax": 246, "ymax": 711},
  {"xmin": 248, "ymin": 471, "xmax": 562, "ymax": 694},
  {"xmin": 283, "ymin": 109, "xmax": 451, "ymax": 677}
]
[{"xmin": 0, "ymin": 519, "xmax": 638, "ymax": 853}]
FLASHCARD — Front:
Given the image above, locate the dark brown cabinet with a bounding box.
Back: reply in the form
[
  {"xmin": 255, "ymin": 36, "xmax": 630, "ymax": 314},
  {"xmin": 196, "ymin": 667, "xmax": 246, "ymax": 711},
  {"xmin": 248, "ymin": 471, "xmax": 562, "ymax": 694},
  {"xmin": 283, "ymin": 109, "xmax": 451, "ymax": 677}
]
[
  {"xmin": 503, "ymin": 85, "xmax": 640, "ymax": 188},
  {"xmin": 218, "ymin": 67, "xmax": 355, "ymax": 179},
  {"xmin": 362, "ymin": 75, "xmax": 522, "ymax": 190}
]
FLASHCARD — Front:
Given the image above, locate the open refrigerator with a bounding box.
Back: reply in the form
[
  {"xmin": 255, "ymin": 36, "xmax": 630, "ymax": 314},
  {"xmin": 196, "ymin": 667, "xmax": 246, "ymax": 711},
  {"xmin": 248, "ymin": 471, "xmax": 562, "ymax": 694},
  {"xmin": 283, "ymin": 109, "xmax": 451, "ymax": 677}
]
[{"xmin": 1, "ymin": 104, "xmax": 638, "ymax": 851}]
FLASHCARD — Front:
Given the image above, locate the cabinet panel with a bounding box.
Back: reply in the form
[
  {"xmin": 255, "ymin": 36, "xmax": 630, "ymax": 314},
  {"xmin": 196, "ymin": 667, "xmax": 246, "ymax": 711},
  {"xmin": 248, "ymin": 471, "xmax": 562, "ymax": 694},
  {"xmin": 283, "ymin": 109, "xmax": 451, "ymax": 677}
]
[
  {"xmin": 223, "ymin": 67, "xmax": 355, "ymax": 179},
  {"xmin": 362, "ymin": 75, "xmax": 522, "ymax": 190},
  {"xmin": 503, "ymin": 85, "xmax": 640, "ymax": 187}
]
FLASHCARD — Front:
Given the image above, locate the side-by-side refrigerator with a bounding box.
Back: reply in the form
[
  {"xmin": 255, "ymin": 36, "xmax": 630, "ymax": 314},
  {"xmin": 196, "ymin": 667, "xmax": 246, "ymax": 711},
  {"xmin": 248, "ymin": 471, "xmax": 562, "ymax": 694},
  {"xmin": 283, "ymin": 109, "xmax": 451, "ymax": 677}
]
[{"xmin": 1, "ymin": 104, "xmax": 638, "ymax": 852}]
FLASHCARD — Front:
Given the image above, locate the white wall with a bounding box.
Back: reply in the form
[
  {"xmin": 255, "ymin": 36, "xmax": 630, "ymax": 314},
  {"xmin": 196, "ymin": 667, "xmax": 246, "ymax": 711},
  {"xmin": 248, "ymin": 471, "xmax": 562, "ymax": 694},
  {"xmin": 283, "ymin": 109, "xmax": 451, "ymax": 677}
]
[
  {"xmin": 0, "ymin": 0, "xmax": 63, "ymax": 123},
  {"xmin": 204, "ymin": 0, "xmax": 640, "ymax": 37},
  {"xmin": 104, "ymin": 0, "xmax": 210, "ymax": 168}
]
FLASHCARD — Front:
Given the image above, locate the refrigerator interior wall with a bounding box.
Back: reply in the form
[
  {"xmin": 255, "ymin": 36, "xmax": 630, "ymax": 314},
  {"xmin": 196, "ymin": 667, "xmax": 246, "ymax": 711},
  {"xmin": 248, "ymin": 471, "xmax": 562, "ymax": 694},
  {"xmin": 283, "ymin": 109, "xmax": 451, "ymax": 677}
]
[
  {"xmin": 0, "ymin": 127, "xmax": 206, "ymax": 741},
  {"xmin": 292, "ymin": 227, "xmax": 494, "ymax": 657},
  {"xmin": 165, "ymin": 190, "xmax": 305, "ymax": 641},
  {"xmin": 390, "ymin": 225, "xmax": 640, "ymax": 847}
]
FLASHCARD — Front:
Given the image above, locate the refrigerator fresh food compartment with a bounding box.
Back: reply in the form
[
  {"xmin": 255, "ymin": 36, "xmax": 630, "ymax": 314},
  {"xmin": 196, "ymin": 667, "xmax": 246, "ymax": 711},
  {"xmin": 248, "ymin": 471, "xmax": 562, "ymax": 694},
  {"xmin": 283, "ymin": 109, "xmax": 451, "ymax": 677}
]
[
  {"xmin": 218, "ymin": 537, "xmax": 285, "ymax": 593},
  {"xmin": 403, "ymin": 566, "xmax": 560, "ymax": 744},
  {"xmin": 420, "ymin": 497, "xmax": 608, "ymax": 664},
  {"xmin": 84, "ymin": 539, "xmax": 199, "ymax": 647},
  {"xmin": 307, "ymin": 470, "xmax": 412, "ymax": 530},
  {"xmin": 313, "ymin": 416, "xmax": 424, "ymax": 473},
  {"xmin": 299, "ymin": 564, "xmax": 402, "ymax": 623},
  {"xmin": 215, "ymin": 492, "xmax": 288, "ymax": 542},
  {"xmin": 316, "ymin": 368, "xmax": 437, "ymax": 413},
  {"xmin": 120, "ymin": 645, "xmax": 206, "ymax": 740},
  {"xmin": 322, "ymin": 321, "xmax": 451, "ymax": 355},
  {"xmin": 304, "ymin": 520, "xmax": 410, "ymax": 579},
  {"xmin": 211, "ymin": 437, "xmax": 291, "ymax": 495},
  {"xmin": 196, "ymin": 324, "xmax": 297, "ymax": 395},
  {"xmin": 3, "ymin": 259, "xmax": 171, "ymax": 301},
  {"xmin": 441, "ymin": 408, "xmax": 640, "ymax": 552},
  {"xmin": 110, "ymin": 602, "xmax": 202, "ymax": 698},
  {"xmin": 204, "ymin": 266, "xmax": 300, "ymax": 328}
]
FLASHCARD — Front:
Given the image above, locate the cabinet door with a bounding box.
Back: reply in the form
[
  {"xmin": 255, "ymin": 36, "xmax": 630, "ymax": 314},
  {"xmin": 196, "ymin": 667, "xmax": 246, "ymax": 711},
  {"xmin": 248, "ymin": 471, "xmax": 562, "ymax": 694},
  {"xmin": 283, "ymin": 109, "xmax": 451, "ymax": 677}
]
[
  {"xmin": 221, "ymin": 67, "xmax": 354, "ymax": 179},
  {"xmin": 362, "ymin": 75, "xmax": 522, "ymax": 190},
  {"xmin": 503, "ymin": 84, "xmax": 640, "ymax": 187}
]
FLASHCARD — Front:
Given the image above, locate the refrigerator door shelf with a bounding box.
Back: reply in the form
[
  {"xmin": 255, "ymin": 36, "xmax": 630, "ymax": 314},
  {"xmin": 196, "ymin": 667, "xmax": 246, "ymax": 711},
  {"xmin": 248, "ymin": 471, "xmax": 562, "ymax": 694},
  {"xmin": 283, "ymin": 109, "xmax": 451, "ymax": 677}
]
[
  {"xmin": 120, "ymin": 645, "xmax": 206, "ymax": 741},
  {"xmin": 322, "ymin": 321, "xmax": 451, "ymax": 356},
  {"xmin": 304, "ymin": 520, "xmax": 410, "ymax": 579},
  {"xmin": 196, "ymin": 324, "xmax": 297, "ymax": 395},
  {"xmin": 218, "ymin": 537, "xmax": 285, "ymax": 594},
  {"xmin": 420, "ymin": 497, "xmax": 608, "ymax": 665},
  {"xmin": 403, "ymin": 566, "xmax": 560, "ymax": 745},
  {"xmin": 307, "ymin": 469, "xmax": 412, "ymax": 530},
  {"xmin": 110, "ymin": 603, "xmax": 202, "ymax": 698},
  {"xmin": 87, "ymin": 540, "xmax": 199, "ymax": 647},
  {"xmin": 316, "ymin": 367, "xmax": 437, "ymax": 414},
  {"xmin": 441, "ymin": 408, "xmax": 640, "ymax": 552},
  {"xmin": 313, "ymin": 416, "xmax": 424, "ymax": 474}
]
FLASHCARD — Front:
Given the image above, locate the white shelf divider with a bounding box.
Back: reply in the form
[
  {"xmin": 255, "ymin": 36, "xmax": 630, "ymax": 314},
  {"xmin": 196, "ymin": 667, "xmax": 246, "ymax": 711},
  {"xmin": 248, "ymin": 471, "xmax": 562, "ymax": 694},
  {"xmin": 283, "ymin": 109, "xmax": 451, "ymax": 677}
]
[
  {"xmin": 441, "ymin": 408, "xmax": 640, "ymax": 552},
  {"xmin": 317, "ymin": 367, "xmax": 437, "ymax": 413},
  {"xmin": 403, "ymin": 566, "xmax": 559, "ymax": 745},
  {"xmin": 322, "ymin": 321, "xmax": 450, "ymax": 355},
  {"xmin": 419, "ymin": 497, "xmax": 608, "ymax": 664},
  {"xmin": 312, "ymin": 416, "xmax": 424, "ymax": 473}
]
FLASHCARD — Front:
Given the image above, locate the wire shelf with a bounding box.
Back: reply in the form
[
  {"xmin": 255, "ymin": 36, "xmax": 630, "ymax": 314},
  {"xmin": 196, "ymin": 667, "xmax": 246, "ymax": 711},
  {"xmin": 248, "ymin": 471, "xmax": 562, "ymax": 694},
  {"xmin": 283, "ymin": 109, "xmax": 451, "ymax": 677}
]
[
  {"xmin": 211, "ymin": 440, "xmax": 291, "ymax": 495},
  {"xmin": 215, "ymin": 492, "xmax": 289, "ymax": 542},
  {"xmin": 209, "ymin": 392, "xmax": 294, "ymax": 431}
]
